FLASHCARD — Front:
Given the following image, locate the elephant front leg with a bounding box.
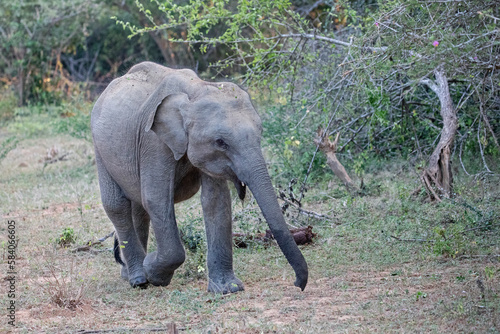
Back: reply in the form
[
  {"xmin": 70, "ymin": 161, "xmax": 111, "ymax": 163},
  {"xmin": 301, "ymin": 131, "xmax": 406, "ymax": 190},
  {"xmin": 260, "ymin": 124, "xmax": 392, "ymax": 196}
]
[
  {"xmin": 201, "ymin": 173, "xmax": 244, "ymax": 294},
  {"xmin": 141, "ymin": 174, "xmax": 186, "ymax": 287}
]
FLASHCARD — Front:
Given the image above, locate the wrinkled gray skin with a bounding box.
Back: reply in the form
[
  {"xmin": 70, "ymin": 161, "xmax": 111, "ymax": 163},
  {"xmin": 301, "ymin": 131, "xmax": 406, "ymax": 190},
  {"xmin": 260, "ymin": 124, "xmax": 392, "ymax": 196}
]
[{"xmin": 91, "ymin": 62, "xmax": 308, "ymax": 293}]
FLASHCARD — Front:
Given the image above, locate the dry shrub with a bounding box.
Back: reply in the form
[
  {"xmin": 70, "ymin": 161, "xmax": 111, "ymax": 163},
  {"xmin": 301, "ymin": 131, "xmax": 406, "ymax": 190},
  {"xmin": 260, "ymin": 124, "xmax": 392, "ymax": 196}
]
[{"xmin": 36, "ymin": 254, "xmax": 90, "ymax": 311}]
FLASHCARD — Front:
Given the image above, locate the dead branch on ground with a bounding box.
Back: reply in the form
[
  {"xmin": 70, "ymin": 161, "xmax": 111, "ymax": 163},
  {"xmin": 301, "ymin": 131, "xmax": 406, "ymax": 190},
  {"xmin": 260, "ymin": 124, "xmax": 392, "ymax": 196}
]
[
  {"xmin": 71, "ymin": 231, "xmax": 114, "ymax": 253},
  {"xmin": 77, "ymin": 323, "xmax": 179, "ymax": 334}
]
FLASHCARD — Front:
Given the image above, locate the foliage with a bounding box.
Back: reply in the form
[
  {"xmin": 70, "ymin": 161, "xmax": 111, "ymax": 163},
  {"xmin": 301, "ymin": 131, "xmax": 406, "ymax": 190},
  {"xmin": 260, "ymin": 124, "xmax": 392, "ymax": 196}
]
[
  {"xmin": 178, "ymin": 215, "xmax": 207, "ymax": 279},
  {"xmin": 262, "ymin": 104, "xmax": 329, "ymax": 183},
  {"xmin": 350, "ymin": 0, "xmax": 500, "ymax": 169},
  {"xmin": 0, "ymin": 0, "xmax": 100, "ymax": 104},
  {"xmin": 51, "ymin": 98, "xmax": 93, "ymax": 142},
  {"xmin": 117, "ymin": 0, "xmax": 499, "ymax": 187},
  {"xmin": 179, "ymin": 216, "xmax": 205, "ymax": 252},
  {"xmin": 58, "ymin": 227, "xmax": 77, "ymax": 247}
]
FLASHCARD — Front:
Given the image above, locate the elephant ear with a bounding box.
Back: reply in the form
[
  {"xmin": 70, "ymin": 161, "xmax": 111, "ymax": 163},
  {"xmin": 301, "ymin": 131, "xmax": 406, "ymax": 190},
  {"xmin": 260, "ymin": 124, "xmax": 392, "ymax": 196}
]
[{"xmin": 145, "ymin": 93, "xmax": 190, "ymax": 160}]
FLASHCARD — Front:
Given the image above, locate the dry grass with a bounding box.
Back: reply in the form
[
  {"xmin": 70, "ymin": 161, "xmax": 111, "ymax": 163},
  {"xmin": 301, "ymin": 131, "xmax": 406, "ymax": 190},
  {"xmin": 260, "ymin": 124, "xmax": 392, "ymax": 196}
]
[{"xmin": 0, "ymin": 134, "xmax": 499, "ymax": 333}]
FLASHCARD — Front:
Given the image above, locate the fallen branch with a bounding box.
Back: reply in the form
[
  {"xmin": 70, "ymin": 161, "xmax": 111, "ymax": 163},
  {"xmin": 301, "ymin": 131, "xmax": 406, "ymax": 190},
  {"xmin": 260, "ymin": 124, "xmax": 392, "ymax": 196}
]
[
  {"xmin": 71, "ymin": 231, "xmax": 115, "ymax": 253},
  {"xmin": 458, "ymin": 254, "xmax": 500, "ymax": 259},
  {"xmin": 77, "ymin": 324, "xmax": 179, "ymax": 334}
]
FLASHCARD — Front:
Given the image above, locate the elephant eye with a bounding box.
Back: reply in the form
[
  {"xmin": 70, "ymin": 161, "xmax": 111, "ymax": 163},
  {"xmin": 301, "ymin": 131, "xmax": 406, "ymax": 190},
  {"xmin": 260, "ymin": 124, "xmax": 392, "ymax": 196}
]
[{"xmin": 215, "ymin": 138, "xmax": 229, "ymax": 150}]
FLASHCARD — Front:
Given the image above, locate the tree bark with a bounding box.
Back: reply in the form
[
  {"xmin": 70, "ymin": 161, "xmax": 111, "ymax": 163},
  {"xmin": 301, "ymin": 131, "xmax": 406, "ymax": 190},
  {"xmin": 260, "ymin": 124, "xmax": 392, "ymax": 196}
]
[
  {"xmin": 315, "ymin": 128, "xmax": 358, "ymax": 192},
  {"xmin": 420, "ymin": 68, "xmax": 458, "ymax": 201},
  {"xmin": 148, "ymin": 31, "xmax": 176, "ymax": 66}
]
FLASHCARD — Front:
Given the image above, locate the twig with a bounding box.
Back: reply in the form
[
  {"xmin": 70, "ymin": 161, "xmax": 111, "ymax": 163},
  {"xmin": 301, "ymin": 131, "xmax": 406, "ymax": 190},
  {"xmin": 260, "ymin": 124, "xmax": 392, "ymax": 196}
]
[
  {"xmin": 478, "ymin": 120, "xmax": 494, "ymax": 173},
  {"xmin": 278, "ymin": 197, "xmax": 335, "ymax": 221},
  {"xmin": 477, "ymin": 89, "xmax": 500, "ymax": 152},
  {"xmin": 98, "ymin": 231, "xmax": 115, "ymax": 242},
  {"xmin": 77, "ymin": 324, "xmax": 180, "ymax": 334},
  {"xmin": 458, "ymin": 254, "xmax": 500, "ymax": 259},
  {"xmin": 43, "ymin": 152, "xmax": 70, "ymax": 168},
  {"xmin": 71, "ymin": 231, "xmax": 115, "ymax": 253},
  {"xmin": 420, "ymin": 171, "xmax": 442, "ymax": 202},
  {"xmin": 478, "ymin": 11, "xmax": 500, "ymax": 22},
  {"xmin": 462, "ymin": 220, "xmax": 499, "ymax": 233},
  {"xmin": 390, "ymin": 235, "xmax": 434, "ymax": 243}
]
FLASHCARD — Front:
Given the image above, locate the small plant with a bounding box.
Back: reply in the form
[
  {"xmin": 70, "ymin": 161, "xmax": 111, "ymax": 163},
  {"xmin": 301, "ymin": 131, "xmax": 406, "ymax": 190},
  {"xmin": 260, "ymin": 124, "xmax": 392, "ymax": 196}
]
[
  {"xmin": 178, "ymin": 216, "xmax": 207, "ymax": 279},
  {"xmin": 58, "ymin": 227, "xmax": 76, "ymax": 247},
  {"xmin": 35, "ymin": 254, "xmax": 90, "ymax": 311},
  {"xmin": 415, "ymin": 291, "xmax": 427, "ymax": 301},
  {"xmin": 180, "ymin": 240, "xmax": 207, "ymax": 280},
  {"xmin": 0, "ymin": 87, "xmax": 18, "ymax": 123},
  {"xmin": 353, "ymin": 151, "xmax": 369, "ymax": 179},
  {"xmin": 0, "ymin": 136, "xmax": 19, "ymax": 162},
  {"xmin": 430, "ymin": 225, "xmax": 467, "ymax": 258},
  {"xmin": 484, "ymin": 267, "xmax": 497, "ymax": 280},
  {"xmin": 179, "ymin": 217, "xmax": 205, "ymax": 252}
]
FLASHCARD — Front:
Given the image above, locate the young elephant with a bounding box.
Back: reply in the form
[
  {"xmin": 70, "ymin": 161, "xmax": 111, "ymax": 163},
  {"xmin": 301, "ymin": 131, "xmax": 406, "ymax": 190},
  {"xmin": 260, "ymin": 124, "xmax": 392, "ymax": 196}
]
[{"xmin": 91, "ymin": 61, "xmax": 308, "ymax": 293}]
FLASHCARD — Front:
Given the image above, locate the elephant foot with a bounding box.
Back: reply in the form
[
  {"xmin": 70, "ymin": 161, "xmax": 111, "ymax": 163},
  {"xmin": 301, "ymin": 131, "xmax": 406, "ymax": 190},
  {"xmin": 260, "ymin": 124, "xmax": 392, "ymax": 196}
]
[
  {"xmin": 208, "ymin": 274, "xmax": 244, "ymax": 294},
  {"xmin": 129, "ymin": 274, "xmax": 148, "ymax": 289},
  {"xmin": 143, "ymin": 251, "xmax": 182, "ymax": 286},
  {"xmin": 120, "ymin": 265, "xmax": 149, "ymax": 288}
]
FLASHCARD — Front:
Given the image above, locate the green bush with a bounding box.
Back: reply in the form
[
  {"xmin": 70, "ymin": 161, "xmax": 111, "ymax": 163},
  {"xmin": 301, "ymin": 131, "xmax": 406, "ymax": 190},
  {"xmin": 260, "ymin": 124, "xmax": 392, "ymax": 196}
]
[
  {"xmin": 0, "ymin": 87, "xmax": 18, "ymax": 123},
  {"xmin": 262, "ymin": 104, "xmax": 330, "ymax": 184}
]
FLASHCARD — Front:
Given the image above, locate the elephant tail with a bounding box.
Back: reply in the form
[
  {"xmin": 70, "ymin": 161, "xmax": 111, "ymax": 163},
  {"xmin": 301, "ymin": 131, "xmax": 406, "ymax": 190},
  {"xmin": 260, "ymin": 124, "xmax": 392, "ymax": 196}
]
[{"xmin": 113, "ymin": 235, "xmax": 125, "ymax": 266}]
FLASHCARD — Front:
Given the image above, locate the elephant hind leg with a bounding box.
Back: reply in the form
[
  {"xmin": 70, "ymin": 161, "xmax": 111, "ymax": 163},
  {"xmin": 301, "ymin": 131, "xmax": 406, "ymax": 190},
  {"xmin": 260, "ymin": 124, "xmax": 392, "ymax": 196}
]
[
  {"xmin": 132, "ymin": 202, "xmax": 150, "ymax": 254},
  {"xmin": 104, "ymin": 195, "xmax": 148, "ymax": 288},
  {"xmin": 96, "ymin": 153, "xmax": 148, "ymax": 288},
  {"xmin": 117, "ymin": 203, "xmax": 150, "ymax": 282}
]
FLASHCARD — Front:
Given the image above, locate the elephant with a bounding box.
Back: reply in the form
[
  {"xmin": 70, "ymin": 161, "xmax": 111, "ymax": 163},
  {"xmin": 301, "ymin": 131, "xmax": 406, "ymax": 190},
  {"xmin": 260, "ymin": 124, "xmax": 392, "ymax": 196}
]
[{"xmin": 91, "ymin": 61, "xmax": 308, "ymax": 293}]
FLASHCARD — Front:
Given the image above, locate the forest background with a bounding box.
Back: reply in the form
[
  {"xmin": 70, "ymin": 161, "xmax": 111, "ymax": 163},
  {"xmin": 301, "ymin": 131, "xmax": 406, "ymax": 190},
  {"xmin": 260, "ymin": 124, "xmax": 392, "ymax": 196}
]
[
  {"xmin": 1, "ymin": 0, "xmax": 499, "ymax": 193},
  {"xmin": 0, "ymin": 0, "xmax": 499, "ymax": 332}
]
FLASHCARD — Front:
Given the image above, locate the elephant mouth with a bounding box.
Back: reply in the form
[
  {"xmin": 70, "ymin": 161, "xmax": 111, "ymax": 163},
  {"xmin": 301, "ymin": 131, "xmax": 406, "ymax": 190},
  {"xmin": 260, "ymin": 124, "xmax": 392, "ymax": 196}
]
[{"xmin": 233, "ymin": 178, "xmax": 246, "ymax": 200}]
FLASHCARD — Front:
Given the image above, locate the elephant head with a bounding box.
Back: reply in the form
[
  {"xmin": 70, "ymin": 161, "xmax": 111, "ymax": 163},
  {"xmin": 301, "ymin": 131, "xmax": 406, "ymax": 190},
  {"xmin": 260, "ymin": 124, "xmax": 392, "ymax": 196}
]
[{"xmin": 143, "ymin": 75, "xmax": 308, "ymax": 290}]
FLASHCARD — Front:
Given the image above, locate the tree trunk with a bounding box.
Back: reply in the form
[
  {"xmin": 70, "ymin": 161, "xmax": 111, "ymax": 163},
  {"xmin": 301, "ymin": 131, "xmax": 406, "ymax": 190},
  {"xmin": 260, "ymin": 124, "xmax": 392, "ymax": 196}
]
[
  {"xmin": 315, "ymin": 128, "xmax": 358, "ymax": 192},
  {"xmin": 420, "ymin": 69, "xmax": 458, "ymax": 201},
  {"xmin": 148, "ymin": 31, "xmax": 176, "ymax": 66},
  {"xmin": 17, "ymin": 67, "xmax": 24, "ymax": 106}
]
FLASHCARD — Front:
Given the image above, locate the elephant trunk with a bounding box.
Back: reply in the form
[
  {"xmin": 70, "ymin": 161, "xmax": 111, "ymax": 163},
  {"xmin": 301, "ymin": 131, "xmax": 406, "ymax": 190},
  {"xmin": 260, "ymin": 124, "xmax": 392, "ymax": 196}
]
[{"xmin": 238, "ymin": 156, "xmax": 308, "ymax": 290}]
